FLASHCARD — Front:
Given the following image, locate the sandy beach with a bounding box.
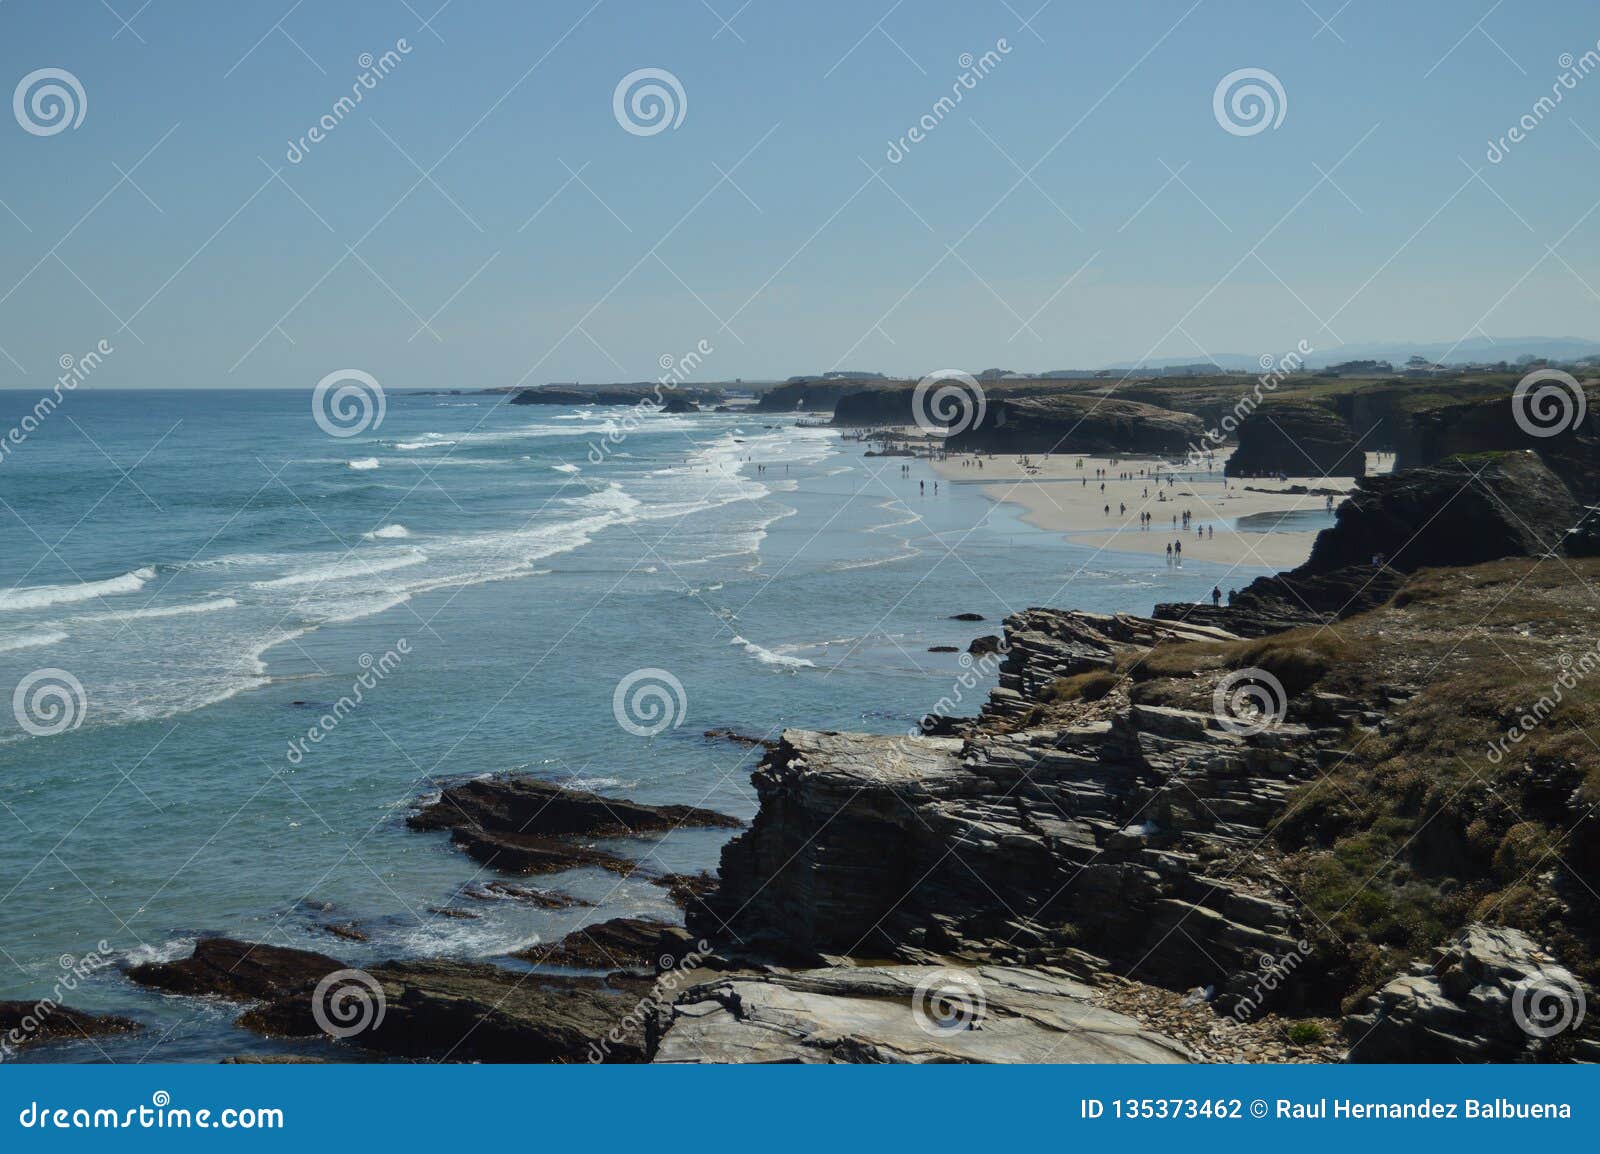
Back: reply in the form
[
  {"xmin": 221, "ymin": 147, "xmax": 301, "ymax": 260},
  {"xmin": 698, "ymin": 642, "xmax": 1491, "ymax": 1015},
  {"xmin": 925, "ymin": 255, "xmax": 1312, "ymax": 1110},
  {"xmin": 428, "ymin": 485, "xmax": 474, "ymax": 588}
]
[{"xmin": 930, "ymin": 447, "xmax": 1392, "ymax": 572}]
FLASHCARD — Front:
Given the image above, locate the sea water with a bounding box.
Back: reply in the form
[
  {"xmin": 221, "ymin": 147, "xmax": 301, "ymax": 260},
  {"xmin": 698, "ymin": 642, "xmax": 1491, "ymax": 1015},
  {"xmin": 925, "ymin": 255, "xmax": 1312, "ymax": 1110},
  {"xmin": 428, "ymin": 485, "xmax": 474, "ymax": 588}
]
[{"xmin": 0, "ymin": 389, "xmax": 1269, "ymax": 1060}]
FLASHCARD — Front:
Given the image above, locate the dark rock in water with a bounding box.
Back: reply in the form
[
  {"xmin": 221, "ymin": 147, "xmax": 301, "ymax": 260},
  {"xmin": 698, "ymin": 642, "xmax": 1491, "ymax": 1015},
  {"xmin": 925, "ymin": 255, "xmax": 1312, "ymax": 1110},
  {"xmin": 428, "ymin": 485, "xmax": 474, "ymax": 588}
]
[
  {"xmin": 652, "ymin": 870, "xmax": 717, "ymax": 908},
  {"xmin": 514, "ymin": 916, "xmax": 675, "ymax": 970},
  {"xmin": 1226, "ymin": 400, "xmax": 1365, "ymax": 479},
  {"xmin": 320, "ymin": 922, "xmax": 370, "ymax": 943},
  {"xmin": 125, "ymin": 937, "xmax": 343, "ymax": 1002},
  {"xmin": 1346, "ymin": 924, "xmax": 1594, "ymax": 1062},
  {"xmin": 967, "ymin": 634, "xmax": 1003, "ymax": 657},
  {"xmin": 703, "ymin": 727, "xmax": 777, "ymax": 750},
  {"xmin": 411, "ymin": 776, "xmax": 740, "ymax": 840},
  {"xmin": 462, "ymin": 881, "xmax": 595, "ymax": 909},
  {"xmin": 927, "ymin": 645, "xmax": 959, "ymax": 653},
  {"xmin": 408, "ymin": 775, "xmax": 740, "ymax": 876},
  {"xmin": 660, "ymin": 395, "xmax": 700, "ymax": 414},
  {"xmin": 950, "ymin": 612, "xmax": 986, "ymax": 621},
  {"xmin": 425, "ymin": 906, "xmax": 481, "ymax": 921},
  {"xmin": 0, "ymin": 1001, "xmax": 138, "ymax": 1050},
  {"xmin": 441, "ymin": 827, "xmax": 641, "ymax": 876},
  {"xmin": 652, "ymin": 965, "xmax": 1193, "ymax": 1064},
  {"xmin": 511, "ymin": 384, "xmax": 724, "ymax": 409},
  {"xmin": 245, "ymin": 959, "xmax": 649, "ymax": 1062}
]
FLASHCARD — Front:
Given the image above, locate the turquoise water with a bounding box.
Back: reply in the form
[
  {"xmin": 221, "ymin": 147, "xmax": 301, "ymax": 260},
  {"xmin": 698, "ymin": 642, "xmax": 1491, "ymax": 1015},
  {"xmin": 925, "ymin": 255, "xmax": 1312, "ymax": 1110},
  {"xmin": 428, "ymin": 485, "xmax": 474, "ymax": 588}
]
[{"xmin": 0, "ymin": 390, "xmax": 1268, "ymax": 1061}]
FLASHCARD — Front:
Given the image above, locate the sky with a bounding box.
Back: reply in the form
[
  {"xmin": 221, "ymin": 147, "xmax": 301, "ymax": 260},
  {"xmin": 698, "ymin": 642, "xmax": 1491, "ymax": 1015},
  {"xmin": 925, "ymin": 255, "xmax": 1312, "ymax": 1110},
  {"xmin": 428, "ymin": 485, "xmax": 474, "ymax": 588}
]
[{"xmin": 2, "ymin": 0, "xmax": 1599, "ymax": 389}]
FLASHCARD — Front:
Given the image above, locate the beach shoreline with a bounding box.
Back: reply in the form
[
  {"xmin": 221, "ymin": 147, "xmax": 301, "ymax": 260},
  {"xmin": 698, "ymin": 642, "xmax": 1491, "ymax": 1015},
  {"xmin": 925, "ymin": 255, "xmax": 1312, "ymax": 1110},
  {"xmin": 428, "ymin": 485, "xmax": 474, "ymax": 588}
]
[{"xmin": 926, "ymin": 446, "xmax": 1392, "ymax": 572}]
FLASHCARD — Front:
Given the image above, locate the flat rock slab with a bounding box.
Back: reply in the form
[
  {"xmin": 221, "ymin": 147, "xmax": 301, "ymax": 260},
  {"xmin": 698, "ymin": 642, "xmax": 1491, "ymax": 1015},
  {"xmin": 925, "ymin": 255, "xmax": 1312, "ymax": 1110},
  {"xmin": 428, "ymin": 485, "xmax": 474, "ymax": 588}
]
[{"xmin": 653, "ymin": 964, "xmax": 1193, "ymax": 1064}]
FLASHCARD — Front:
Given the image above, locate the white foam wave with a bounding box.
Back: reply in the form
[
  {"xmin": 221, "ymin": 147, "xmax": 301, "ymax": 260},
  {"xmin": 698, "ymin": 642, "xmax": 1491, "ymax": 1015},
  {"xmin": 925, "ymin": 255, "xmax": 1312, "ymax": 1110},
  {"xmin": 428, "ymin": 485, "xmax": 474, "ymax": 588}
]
[
  {"xmin": 252, "ymin": 552, "xmax": 427, "ymax": 589},
  {"xmin": 348, "ymin": 457, "xmax": 381, "ymax": 470},
  {"xmin": 0, "ymin": 567, "xmax": 155, "ymax": 612},
  {"xmin": 363, "ymin": 523, "xmax": 411, "ymax": 540},
  {"xmin": 0, "ymin": 629, "xmax": 68, "ymax": 653},
  {"xmin": 730, "ymin": 635, "xmax": 815, "ymax": 669},
  {"xmin": 73, "ymin": 597, "xmax": 238, "ymax": 623}
]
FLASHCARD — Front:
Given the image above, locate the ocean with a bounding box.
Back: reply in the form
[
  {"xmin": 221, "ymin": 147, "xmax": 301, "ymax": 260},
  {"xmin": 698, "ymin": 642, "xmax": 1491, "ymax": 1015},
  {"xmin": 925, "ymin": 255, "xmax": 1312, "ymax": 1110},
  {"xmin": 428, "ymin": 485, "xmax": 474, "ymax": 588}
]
[{"xmin": 0, "ymin": 388, "xmax": 1267, "ymax": 1061}]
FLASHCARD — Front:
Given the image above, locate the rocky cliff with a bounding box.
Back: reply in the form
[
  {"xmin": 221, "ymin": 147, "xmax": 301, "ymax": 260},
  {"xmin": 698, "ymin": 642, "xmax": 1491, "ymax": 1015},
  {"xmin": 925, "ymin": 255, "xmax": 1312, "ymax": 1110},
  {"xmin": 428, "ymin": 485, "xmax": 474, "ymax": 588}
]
[
  {"xmin": 1225, "ymin": 399, "xmax": 1365, "ymax": 478},
  {"xmin": 943, "ymin": 394, "xmax": 1204, "ymax": 455}
]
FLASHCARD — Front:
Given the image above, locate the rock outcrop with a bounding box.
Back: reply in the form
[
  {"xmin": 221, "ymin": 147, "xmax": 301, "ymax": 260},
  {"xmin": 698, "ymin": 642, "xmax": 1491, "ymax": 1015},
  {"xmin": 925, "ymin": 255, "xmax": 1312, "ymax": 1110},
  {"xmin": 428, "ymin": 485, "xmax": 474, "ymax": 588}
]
[
  {"xmin": 695, "ymin": 705, "xmax": 1327, "ymax": 1014},
  {"xmin": 944, "ymin": 394, "xmax": 1204, "ymax": 456},
  {"xmin": 651, "ymin": 965, "xmax": 1194, "ymax": 1063},
  {"xmin": 1225, "ymin": 400, "xmax": 1365, "ymax": 478},
  {"xmin": 126, "ymin": 938, "xmax": 652, "ymax": 1063},
  {"xmin": 1346, "ymin": 924, "xmax": 1597, "ymax": 1062},
  {"xmin": 407, "ymin": 776, "xmax": 740, "ymax": 875},
  {"xmin": 0, "ymin": 1002, "xmax": 138, "ymax": 1052},
  {"xmin": 1163, "ymin": 451, "xmax": 1584, "ymax": 632},
  {"xmin": 511, "ymin": 385, "xmax": 724, "ymax": 407}
]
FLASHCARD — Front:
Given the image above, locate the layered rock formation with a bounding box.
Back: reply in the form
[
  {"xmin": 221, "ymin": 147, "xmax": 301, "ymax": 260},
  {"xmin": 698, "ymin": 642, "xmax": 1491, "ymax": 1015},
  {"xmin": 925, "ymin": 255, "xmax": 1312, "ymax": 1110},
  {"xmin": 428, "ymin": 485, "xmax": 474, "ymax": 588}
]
[{"xmin": 694, "ymin": 672, "xmax": 1331, "ymax": 1016}]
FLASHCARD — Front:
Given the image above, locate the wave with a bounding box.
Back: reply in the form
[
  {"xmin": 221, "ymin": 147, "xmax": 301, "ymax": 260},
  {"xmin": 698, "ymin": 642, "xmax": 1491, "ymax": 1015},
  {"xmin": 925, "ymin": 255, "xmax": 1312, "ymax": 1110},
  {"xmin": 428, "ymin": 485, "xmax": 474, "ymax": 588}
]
[
  {"xmin": 730, "ymin": 635, "xmax": 815, "ymax": 669},
  {"xmin": 362, "ymin": 523, "xmax": 411, "ymax": 540},
  {"xmin": 348, "ymin": 457, "xmax": 380, "ymax": 470},
  {"xmin": 395, "ymin": 434, "xmax": 458, "ymax": 450},
  {"xmin": 72, "ymin": 597, "xmax": 238, "ymax": 623},
  {"xmin": 551, "ymin": 463, "xmax": 581, "ymax": 474},
  {"xmin": 251, "ymin": 552, "xmax": 427, "ymax": 590},
  {"xmin": 0, "ymin": 629, "xmax": 68, "ymax": 653},
  {"xmin": 0, "ymin": 567, "xmax": 155, "ymax": 612}
]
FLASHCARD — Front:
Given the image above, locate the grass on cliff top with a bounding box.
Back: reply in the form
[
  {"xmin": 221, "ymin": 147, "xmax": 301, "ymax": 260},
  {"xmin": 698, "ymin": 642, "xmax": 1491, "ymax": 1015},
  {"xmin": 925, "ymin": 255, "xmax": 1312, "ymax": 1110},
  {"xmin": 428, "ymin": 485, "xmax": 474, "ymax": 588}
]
[{"xmin": 1268, "ymin": 559, "xmax": 1600, "ymax": 1006}]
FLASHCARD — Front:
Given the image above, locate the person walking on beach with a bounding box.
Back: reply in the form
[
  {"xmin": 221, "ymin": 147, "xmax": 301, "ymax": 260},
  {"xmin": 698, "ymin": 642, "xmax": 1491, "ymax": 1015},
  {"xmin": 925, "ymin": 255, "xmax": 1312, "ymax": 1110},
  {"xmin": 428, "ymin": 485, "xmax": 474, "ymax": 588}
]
[
  {"xmin": 1212, "ymin": 586, "xmax": 1221, "ymax": 607},
  {"xmin": 1174, "ymin": 539, "xmax": 1182, "ymax": 561},
  {"xmin": 920, "ymin": 480, "xmax": 924, "ymax": 494}
]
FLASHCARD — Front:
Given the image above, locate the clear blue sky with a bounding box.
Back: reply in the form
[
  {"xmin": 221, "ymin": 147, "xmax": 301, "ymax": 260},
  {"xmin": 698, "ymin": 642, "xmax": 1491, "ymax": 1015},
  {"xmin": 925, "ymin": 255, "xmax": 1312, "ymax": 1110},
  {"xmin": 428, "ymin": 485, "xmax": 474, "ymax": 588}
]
[{"xmin": 2, "ymin": 0, "xmax": 1598, "ymax": 388}]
